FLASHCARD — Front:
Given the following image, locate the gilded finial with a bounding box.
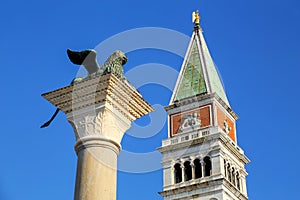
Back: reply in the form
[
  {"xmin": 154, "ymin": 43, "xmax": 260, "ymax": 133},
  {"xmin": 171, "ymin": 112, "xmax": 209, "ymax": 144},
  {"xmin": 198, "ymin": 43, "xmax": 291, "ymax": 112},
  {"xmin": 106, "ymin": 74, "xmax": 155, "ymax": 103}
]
[{"xmin": 192, "ymin": 10, "xmax": 200, "ymax": 25}]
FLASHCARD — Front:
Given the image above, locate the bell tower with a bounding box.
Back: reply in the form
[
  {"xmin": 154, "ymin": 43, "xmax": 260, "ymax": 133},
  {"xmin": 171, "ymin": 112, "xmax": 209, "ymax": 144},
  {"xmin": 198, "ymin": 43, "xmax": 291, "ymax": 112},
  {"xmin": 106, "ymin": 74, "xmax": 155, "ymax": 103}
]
[{"xmin": 158, "ymin": 11, "xmax": 250, "ymax": 200}]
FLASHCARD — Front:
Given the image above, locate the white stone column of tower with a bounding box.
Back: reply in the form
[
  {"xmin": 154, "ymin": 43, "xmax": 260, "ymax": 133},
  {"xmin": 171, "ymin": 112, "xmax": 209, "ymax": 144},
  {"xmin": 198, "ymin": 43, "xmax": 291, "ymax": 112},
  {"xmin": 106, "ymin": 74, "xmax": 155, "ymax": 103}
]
[{"xmin": 42, "ymin": 73, "xmax": 153, "ymax": 200}]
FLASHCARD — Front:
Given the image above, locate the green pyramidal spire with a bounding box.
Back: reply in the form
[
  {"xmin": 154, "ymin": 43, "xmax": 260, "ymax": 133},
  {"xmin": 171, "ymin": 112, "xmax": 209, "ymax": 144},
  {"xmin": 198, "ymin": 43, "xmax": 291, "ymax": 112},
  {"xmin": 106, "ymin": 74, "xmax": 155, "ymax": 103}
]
[{"xmin": 171, "ymin": 19, "xmax": 230, "ymax": 106}]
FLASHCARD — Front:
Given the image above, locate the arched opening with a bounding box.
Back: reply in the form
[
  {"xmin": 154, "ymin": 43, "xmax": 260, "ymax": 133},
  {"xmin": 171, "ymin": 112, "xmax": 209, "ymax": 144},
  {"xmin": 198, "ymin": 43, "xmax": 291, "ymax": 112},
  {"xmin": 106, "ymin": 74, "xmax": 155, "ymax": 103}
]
[
  {"xmin": 231, "ymin": 168, "xmax": 236, "ymax": 185},
  {"xmin": 204, "ymin": 156, "xmax": 212, "ymax": 177},
  {"xmin": 236, "ymin": 172, "xmax": 240, "ymax": 190},
  {"xmin": 184, "ymin": 161, "xmax": 192, "ymax": 181},
  {"xmin": 174, "ymin": 163, "xmax": 182, "ymax": 183},
  {"xmin": 224, "ymin": 160, "xmax": 227, "ymax": 178},
  {"xmin": 227, "ymin": 164, "xmax": 231, "ymax": 182},
  {"xmin": 194, "ymin": 159, "xmax": 202, "ymax": 179}
]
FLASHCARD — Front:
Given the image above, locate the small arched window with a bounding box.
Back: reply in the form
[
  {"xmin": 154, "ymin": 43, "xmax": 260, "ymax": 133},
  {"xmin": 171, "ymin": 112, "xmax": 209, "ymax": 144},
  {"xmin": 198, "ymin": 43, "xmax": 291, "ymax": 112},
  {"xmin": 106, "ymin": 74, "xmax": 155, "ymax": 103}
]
[
  {"xmin": 224, "ymin": 160, "xmax": 227, "ymax": 178},
  {"xmin": 194, "ymin": 159, "xmax": 202, "ymax": 179},
  {"xmin": 227, "ymin": 164, "xmax": 231, "ymax": 182},
  {"xmin": 174, "ymin": 163, "xmax": 182, "ymax": 183},
  {"xmin": 236, "ymin": 172, "xmax": 240, "ymax": 190},
  {"xmin": 184, "ymin": 161, "xmax": 192, "ymax": 181},
  {"xmin": 204, "ymin": 156, "xmax": 212, "ymax": 177},
  {"xmin": 231, "ymin": 168, "xmax": 236, "ymax": 185}
]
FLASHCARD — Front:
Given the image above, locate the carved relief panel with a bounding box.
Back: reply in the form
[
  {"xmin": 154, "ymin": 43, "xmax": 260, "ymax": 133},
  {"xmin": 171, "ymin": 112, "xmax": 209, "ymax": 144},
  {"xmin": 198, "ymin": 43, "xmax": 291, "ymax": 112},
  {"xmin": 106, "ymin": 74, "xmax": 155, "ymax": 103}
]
[{"xmin": 170, "ymin": 105, "xmax": 212, "ymax": 137}]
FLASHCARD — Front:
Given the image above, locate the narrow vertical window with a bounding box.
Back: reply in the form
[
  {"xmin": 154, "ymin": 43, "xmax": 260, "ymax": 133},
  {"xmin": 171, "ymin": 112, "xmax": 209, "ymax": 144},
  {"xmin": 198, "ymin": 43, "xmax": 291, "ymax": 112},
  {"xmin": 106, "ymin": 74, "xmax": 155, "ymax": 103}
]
[
  {"xmin": 227, "ymin": 164, "xmax": 231, "ymax": 182},
  {"xmin": 224, "ymin": 160, "xmax": 227, "ymax": 178},
  {"xmin": 194, "ymin": 159, "xmax": 202, "ymax": 178},
  {"xmin": 204, "ymin": 156, "xmax": 212, "ymax": 177},
  {"xmin": 232, "ymin": 168, "xmax": 236, "ymax": 185},
  {"xmin": 174, "ymin": 163, "xmax": 182, "ymax": 183},
  {"xmin": 184, "ymin": 161, "xmax": 192, "ymax": 181},
  {"xmin": 236, "ymin": 172, "xmax": 240, "ymax": 190}
]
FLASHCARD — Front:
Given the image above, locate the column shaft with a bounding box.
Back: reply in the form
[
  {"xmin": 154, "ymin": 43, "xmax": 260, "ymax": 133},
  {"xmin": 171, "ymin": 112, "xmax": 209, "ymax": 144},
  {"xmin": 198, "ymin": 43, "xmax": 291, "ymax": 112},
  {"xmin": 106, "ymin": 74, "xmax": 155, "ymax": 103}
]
[
  {"xmin": 201, "ymin": 161, "xmax": 205, "ymax": 177},
  {"xmin": 191, "ymin": 163, "xmax": 195, "ymax": 180},
  {"xmin": 171, "ymin": 167, "xmax": 175, "ymax": 184},
  {"xmin": 74, "ymin": 136, "xmax": 120, "ymax": 200}
]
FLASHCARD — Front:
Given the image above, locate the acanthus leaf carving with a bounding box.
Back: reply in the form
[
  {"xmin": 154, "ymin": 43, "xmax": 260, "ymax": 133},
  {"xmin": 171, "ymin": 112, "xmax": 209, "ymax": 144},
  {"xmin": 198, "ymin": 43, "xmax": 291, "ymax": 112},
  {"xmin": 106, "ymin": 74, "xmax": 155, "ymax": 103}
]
[
  {"xmin": 70, "ymin": 110, "xmax": 105, "ymax": 139},
  {"xmin": 68, "ymin": 108, "xmax": 131, "ymax": 143}
]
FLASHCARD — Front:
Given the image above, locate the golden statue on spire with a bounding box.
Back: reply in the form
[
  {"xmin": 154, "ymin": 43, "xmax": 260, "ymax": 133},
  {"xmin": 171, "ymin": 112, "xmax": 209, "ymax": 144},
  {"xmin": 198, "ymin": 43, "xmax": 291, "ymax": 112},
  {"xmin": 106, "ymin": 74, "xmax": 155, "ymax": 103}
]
[{"xmin": 192, "ymin": 10, "xmax": 200, "ymax": 25}]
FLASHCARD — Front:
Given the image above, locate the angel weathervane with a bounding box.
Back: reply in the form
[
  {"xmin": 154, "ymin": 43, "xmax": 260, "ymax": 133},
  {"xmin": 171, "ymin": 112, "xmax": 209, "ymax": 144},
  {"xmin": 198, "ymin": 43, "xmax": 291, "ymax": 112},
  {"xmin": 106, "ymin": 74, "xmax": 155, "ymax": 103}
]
[{"xmin": 192, "ymin": 10, "xmax": 200, "ymax": 25}]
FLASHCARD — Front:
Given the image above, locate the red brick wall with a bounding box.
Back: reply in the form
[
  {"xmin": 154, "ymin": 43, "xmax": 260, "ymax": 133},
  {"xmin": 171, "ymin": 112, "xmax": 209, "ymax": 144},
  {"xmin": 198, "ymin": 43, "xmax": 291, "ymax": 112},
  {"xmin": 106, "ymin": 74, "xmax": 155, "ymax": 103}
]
[{"xmin": 216, "ymin": 106, "xmax": 236, "ymax": 142}]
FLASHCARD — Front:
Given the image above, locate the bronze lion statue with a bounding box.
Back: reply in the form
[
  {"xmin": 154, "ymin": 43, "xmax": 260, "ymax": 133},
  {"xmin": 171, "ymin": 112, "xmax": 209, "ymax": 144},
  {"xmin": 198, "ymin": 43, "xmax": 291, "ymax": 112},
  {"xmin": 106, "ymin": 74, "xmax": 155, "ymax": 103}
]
[
  {"xmin": 67, "ymin": 49, "xmax": 128, "ymax": 83},
  {"xmin": 41, "ymin": 49, "xmax": 128, "ymax": 128}
]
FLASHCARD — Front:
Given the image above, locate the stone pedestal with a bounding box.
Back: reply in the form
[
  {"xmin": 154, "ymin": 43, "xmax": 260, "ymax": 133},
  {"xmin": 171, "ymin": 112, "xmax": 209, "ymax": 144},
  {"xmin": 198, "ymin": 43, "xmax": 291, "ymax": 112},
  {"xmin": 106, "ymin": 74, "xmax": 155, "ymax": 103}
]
[{"xmin": 42, "ymin": 73, "xmax": 153, "ymax": 200}]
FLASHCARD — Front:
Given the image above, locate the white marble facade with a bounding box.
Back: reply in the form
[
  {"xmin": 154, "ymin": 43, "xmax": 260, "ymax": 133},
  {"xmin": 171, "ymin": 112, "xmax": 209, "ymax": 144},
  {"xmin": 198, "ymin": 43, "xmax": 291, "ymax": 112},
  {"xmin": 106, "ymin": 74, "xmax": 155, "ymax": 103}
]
[{"xmin": 159, "ymin": 124, "xmax": 249, "ymax": 200}]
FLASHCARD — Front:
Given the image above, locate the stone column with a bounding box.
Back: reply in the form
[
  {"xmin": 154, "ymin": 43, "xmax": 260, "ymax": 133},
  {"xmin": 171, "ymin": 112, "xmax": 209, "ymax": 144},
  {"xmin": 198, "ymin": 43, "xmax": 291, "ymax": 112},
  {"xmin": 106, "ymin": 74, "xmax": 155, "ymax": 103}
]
[
  {"xmin": 200, "ymin": 160, "xmax": 205, "ymax": 177},
  {"xmin": 171, "ymin": 165, "xmax": 175, "ymax": 185},
  {"xmin": 240, "ymin": 174, "xmax": 248, "ymax": 196},
  {"xmin": 42, "ymin": 74, "xmax": 153, "ymax": 200},
  {"xmin": 191, "ymin": 162, "xmax": 195, "ymax": 180},
  {"xmin": 223, "ymin": 160, "xmax": 227, "ymax": 178},
  {"xmin": 233, "ymin": 169, "xmax": 237, "ymax": 186},
  {"xmin": 68, "ymin": 106, "xmax": 131, "ymax": 200},
  {"xmin": 180, "ymin": 162, "xmax": 185, "ymax": 182}
]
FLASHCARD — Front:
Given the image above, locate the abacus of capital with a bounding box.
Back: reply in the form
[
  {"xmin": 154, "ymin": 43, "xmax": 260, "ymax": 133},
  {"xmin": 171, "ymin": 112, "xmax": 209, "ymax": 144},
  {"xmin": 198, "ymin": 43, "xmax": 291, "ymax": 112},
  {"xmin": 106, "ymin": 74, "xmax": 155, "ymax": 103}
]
[{"xmin": 42, "ymin": 73, "xmax": 153, "ymax": 200}]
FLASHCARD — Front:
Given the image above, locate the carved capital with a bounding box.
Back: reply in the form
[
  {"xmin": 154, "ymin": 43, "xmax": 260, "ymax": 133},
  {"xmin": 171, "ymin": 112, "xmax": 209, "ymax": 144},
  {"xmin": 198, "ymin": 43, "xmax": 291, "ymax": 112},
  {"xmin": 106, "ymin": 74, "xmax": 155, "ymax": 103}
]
[
  {"xmin": 189, "ymin": 156, "xmax": 196, "ymax": 162},
  {"xmin": 68, "ymin": 112, "xmax": 102, "ymax": 139},
  {"xmin": 200, "ymin": 160, "xmax": 205, "ymax": 165},
  {"xmin": 67, "ymin": 105, "xmax": 131, "ymax": 143}
]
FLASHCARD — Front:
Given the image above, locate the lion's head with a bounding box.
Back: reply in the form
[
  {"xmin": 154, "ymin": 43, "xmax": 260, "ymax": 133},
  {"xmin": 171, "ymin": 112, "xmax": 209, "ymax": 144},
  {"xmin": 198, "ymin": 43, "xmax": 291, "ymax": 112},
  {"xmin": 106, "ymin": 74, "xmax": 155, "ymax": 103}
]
[{"xmin": 105, "ymin": 50, "xmax": 128, "ymax": 65}]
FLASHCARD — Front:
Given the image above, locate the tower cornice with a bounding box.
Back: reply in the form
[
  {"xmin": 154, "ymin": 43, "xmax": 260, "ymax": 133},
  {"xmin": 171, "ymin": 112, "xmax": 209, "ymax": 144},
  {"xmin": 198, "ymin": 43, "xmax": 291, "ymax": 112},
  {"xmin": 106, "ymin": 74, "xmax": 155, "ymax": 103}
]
[
  {"xmin": 158, "ymin": 129, "xmax": 249, "ymax": 165},
  {"xmin": 165, "ymin": 93, "xmax": 238, "ymax": 120}
]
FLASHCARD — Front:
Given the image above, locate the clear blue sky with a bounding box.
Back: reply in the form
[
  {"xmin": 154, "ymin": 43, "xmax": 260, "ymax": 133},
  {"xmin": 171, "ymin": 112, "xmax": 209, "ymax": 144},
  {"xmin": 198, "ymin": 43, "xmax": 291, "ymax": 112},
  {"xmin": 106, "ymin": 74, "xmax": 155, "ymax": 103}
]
[{"xmin": 0, "ymin": 0, "xmax": 300, "ymax": 199}]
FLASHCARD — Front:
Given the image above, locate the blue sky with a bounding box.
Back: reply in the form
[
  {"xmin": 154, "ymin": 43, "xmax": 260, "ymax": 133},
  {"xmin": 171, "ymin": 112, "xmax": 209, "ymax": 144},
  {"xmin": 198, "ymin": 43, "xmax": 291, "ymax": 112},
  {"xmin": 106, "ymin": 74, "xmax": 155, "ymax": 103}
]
[{"xmin": 1, "ymin": 0, "xmax": 300, "ymax": 199}]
